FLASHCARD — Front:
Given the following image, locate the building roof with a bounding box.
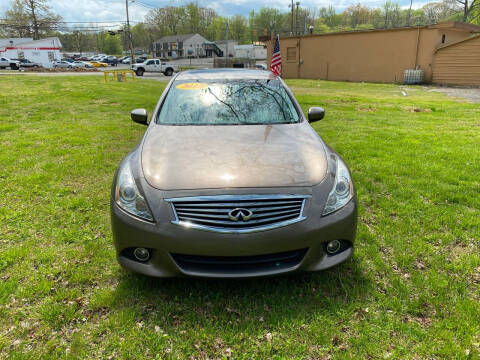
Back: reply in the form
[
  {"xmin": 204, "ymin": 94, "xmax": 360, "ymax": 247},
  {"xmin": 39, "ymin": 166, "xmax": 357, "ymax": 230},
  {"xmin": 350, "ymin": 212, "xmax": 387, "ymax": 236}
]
[
  {"xmin": 154, "ymin": 34, "xmax": 202, "ymax": 43},
  {"xmin": 0, "ymin": 37, "xmax": 62, "ymax": 49},
  {"xmin": 436, "ymin": 34, "xmax": 480, "ymax": 51},
  {"xmin": 274, "ymin": 21, "xmax": 480, "ymax": 41},
  {"xmin": 430, "ymin": 21, "xmax": 480, "ymax": 32},
  {"xmin": 0, "ymin": 38, "xmax": 33, "ymax": 47}
]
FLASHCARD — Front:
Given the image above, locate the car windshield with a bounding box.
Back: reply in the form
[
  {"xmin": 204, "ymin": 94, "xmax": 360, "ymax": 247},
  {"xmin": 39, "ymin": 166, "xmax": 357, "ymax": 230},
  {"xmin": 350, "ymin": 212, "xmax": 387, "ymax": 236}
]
[{"xmin": 157, "ymin": 79, "xmax": 300, "ymax": 125}]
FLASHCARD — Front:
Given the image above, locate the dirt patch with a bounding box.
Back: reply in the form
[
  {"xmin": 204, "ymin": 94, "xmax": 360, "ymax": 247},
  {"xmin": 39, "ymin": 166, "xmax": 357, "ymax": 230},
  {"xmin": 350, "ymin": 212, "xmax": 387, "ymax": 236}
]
[
  {"xmin": 402, "ymin": 106, "xmax": 432, "ymax": 113},
  {"xmin": 357, "ymin": 106, "xmax": 377, "ymax": 112}
]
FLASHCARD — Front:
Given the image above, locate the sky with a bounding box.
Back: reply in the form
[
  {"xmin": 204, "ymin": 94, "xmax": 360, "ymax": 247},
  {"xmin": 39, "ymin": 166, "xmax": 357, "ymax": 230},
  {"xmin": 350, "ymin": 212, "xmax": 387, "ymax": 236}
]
[{"xmin": 0, "ymin": 0, "xmax": 431, "ymax": 25}]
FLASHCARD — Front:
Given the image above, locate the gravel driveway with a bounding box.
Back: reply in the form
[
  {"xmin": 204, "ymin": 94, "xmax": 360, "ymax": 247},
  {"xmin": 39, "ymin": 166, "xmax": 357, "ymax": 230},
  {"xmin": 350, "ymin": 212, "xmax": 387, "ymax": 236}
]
[{"xmin": 428, "ymin": 86, "xmax": 480, "ymax": 103}]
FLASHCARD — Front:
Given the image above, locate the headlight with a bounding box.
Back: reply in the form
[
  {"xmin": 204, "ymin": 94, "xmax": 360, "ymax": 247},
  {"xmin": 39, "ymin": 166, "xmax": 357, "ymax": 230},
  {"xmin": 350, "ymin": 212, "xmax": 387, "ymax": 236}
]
[
  {"xmin": 115, "ymin": 157, "xmax": 154, "ymax": 222},
  {"xmin": 322, "ymin": 156, "xmax": 354, "ymax": 216}
]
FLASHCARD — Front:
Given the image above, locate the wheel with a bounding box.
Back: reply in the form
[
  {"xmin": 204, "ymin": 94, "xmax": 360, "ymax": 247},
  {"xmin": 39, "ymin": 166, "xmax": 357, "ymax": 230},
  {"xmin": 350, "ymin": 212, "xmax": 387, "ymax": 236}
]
[
  {"xmin": 136, "ymin": 68, "xmax": 144, "ymax": 76},
  {"xmin": 164, "ymin": 68, "xmax": 173, "ymax": 76}
]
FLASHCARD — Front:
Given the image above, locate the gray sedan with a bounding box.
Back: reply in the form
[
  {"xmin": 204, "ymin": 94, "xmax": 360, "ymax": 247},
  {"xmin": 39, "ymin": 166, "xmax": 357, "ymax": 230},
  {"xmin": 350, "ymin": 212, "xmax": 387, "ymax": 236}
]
[{"xmin": 111, "ymin": 69, "xmax": 357, "ymax": 278}]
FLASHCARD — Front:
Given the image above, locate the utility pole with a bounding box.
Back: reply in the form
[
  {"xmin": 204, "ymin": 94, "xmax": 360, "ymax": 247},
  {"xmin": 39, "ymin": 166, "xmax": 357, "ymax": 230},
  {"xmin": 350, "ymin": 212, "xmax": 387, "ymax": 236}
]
[
  {"xmin": 225, "ymin": 20, "xmax": 229, "ymax": 68},
  {"xmin": 295, "ymin": 2, "xmax": 300, "ymax": 36},
  {"xmin": 126, "ymin": 0, "xmax": 135, "ymax": 66},
  {"xmin": 290, "ymin": 0, "xmax": 294, "ymax": 35}
]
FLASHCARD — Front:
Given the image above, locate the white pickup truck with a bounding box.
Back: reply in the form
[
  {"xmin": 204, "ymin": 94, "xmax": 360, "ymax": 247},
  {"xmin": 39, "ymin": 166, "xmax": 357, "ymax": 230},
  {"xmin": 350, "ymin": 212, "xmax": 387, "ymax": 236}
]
[
  {"xmin": 0, "ymin": 57, "xmax": 20, "ymax": 70},
  {"xmin": 131, "ymin": 59, "xmax": 178, "ymax": 77}
]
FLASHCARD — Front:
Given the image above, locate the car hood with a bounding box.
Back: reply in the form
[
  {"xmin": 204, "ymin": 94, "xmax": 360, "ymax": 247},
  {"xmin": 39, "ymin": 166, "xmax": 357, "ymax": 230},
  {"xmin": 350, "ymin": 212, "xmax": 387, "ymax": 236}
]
[{"xmin": 141, "ymin": 122, "xmax": 328, "ymax": 190}]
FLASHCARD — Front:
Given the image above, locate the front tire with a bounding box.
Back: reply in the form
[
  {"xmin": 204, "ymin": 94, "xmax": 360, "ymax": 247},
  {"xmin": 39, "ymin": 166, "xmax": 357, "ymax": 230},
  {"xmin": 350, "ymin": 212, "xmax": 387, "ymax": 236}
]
[
  {"xmin": 164, "ymin": 68, "xmax": 173, "ymax": 76},
  {"xmin": 136, "ymin": 68, "xmax": 144, "ymax": 76}
]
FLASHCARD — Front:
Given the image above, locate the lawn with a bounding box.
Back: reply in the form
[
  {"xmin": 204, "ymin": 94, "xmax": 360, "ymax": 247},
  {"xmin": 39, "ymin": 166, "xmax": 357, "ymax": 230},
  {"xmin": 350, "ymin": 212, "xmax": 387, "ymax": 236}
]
[{"xmin": 0, "ymin": 75, "xmax": 479, "ymax": 359}]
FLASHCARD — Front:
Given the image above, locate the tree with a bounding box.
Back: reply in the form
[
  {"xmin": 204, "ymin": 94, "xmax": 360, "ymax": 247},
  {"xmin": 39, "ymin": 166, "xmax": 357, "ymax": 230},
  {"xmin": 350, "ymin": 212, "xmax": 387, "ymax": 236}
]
[
  {"xmin": 3, "ymin": 0, "xmax": 62, "ymax": 39},
  {"xmin": 344, "ymin": 3, "xmax": 373, "ymax": 28},
  {"xmin": 229, "ymin": 15, "xmax": 249, "ymax": 43},
  {"xmin": 382, "ymin": 1, "xmax": 402, "ymax": 28},
  {"xmin": 103, "ymin": 34, "xmax": 122, "ymax": 55},
  {"xmin": 318, "ymin": 6, "xmax": 343, "ymax": 29},
  {"xmin": 422, "ymin": 1, "xmax": 458, "ymax": 23},
  {"xmin": 250, "ymin": 8, "xmax": 286, "ymax": 38},
  {"xmin": 442, "ymin": 0, "xmax": 479, "ymax": 21}
]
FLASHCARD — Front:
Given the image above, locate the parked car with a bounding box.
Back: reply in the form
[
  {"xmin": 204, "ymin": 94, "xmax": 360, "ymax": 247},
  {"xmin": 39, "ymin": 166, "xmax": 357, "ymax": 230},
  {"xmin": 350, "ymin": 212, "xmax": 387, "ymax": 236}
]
[
  {"xmin": 255, "ymin": 63, "xmax": 267, "ymax": 70},
  {"xmin": 0, "ymin": 57, "xmax": 20, "ymax": 70},
  {"xmin": 72, "ymin": 61, "xmax": 93, "ymax": 68},
  {"xmin": 118, "ymin": 56, "xmax": 129, "ymax": 62},
  {"xmin": 88, "ymin": 54, "xmax": 107, "ymax": 61},
  {"xmin": 111, "ymin": 69, "xmax": 357, "ymax": 278},
  {"xmin": 102, "ymin": 56, "xmax": 118, "ymax": 66},
  {"xmin": 88, "ymin": 61, "xmax": 109, "ymax": 68},
  {"xmin": 122, "ymin": 57, "xmax": 132, "ymax": 64},
  {"xmin": 12, "ymin": 59, "xmax": 42, "ymax": 68},
  {"xmin": 53, "ymin": 61, "xmax": 73, "ymax": 68},
  {"xmin": 131, "ymin": 59, "xmax": 178, "ymax": 76},
  {"xmin": 135, "ymin": 56, "xmax": 147, "ymax": 63}
]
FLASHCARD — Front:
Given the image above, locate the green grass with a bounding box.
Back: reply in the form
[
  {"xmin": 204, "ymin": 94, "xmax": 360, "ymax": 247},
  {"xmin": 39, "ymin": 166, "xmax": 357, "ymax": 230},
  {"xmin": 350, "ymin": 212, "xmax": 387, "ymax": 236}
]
[{"xmin": 0, "ymin": 75, "xmax": 479, "ymax": 359}]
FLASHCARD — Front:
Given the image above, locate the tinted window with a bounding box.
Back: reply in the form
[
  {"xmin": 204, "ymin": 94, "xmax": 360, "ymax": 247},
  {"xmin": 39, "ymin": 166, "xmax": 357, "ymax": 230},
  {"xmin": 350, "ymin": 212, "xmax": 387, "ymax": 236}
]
[
  {"xmin": 146, "ymin": 60, "xmax": 154, "ymax": 65},
  {"xmin": 157, "ymin": 79, "xmax": 299, "ymax": 125}
]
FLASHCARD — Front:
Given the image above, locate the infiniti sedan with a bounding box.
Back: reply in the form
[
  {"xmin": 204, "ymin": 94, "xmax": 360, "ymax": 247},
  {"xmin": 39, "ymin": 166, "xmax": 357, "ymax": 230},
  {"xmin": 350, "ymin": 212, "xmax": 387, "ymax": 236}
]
[{"xmin": 111, "ymin": 69, "xmax": 357, "ymax": 278}]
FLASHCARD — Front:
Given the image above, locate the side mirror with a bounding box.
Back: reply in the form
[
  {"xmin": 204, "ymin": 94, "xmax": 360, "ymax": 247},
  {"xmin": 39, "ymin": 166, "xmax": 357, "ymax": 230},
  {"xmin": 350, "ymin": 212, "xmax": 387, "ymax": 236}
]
[
  {"xmin": 308, "ymin": 107, "xmax": 325, "ymax": 123},
  {"xmin": 131, "ymin": 108, "xmax": 148, "ymax": 125}
]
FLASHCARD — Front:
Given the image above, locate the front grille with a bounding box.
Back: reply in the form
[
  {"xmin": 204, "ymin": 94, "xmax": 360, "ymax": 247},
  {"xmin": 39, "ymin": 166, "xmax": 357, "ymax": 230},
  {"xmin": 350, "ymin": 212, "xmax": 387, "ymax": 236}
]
[
  {"xmin": 171, "ymin": 249, "xmax": 308, "ymax": 275},
  {"xmin": 165, "ymin": 195, "xmax": 310, "ymax": 233}
]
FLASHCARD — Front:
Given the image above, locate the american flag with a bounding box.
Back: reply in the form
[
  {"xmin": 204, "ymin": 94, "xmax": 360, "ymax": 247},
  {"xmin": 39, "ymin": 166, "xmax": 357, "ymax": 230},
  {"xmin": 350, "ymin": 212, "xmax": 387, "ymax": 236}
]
[{"xmin": 271, "ymin": 35, "xmax": 282, "ymax": 77}]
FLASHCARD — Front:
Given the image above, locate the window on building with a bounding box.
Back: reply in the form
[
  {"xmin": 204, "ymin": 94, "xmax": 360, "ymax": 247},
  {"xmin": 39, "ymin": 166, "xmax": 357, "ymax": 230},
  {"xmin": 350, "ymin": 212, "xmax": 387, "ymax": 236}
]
[
  {"xmin": 163, "ymin": 42, "xmax": 168, "ymax": 50},
  {"xmin": 287, "ymin": 47, "xmax": 296, "ymax": 61},
  {"xmin": 178, "ymin": 42, "xmax": 183, "ymax": 49},
  {"xmin": 442, "ymin": 34, "xmax": 446, "ymax": 44}
]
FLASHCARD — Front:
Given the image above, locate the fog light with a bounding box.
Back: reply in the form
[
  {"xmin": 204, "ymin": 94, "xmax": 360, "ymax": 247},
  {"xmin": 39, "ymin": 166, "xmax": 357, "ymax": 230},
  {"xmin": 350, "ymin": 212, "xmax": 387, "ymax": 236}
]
[
  {"xmin": 326, "ymin": 240, "xmax": 341, "ymax": 254},
  {"xmin": 133, "ymin": 247, "xmax": 150, "ymax": 262}
]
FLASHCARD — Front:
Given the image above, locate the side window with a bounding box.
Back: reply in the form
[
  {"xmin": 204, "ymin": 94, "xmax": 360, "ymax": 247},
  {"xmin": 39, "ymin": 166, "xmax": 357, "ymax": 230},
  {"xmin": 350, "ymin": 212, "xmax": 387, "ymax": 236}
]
[
  {"xmin": 155, "ymin": 60, "xmax": 160, "ymax": 65},
  {"xmin": 146, "ymin": 60, "xmax": 154, "ymax": 65}
]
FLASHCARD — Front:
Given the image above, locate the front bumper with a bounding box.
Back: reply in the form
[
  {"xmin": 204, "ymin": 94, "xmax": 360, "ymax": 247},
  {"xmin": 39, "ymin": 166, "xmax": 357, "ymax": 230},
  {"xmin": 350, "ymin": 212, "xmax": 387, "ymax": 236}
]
[{"xmin": 111, "ymin": 187, "xmax": 357, "ymax": 278}]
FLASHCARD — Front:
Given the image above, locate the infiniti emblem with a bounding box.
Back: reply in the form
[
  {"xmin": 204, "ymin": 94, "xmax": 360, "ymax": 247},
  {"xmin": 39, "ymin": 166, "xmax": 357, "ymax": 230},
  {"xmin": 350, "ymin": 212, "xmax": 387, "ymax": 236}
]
[{"xmin": 228, "ymin": 208, "xmax": 253, "ymax": 222}]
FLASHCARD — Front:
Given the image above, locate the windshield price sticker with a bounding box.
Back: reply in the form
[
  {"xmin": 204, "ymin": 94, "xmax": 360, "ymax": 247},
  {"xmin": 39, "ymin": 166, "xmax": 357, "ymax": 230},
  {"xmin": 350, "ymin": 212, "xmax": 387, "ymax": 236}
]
[{"xmin": 176, "ymin": 83, "xmax": 208, "ymax": 90}]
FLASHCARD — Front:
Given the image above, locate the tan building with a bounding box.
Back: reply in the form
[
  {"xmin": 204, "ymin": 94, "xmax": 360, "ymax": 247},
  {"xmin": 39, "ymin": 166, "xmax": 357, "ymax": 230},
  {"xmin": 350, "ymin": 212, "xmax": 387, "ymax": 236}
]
[
  {"xmin": 433, "ymin": 35, "xmax": 480, "ymax": 85},
  {"xmin": 266, "ymin": 22, "xmax": 480, "ymax": 85}
]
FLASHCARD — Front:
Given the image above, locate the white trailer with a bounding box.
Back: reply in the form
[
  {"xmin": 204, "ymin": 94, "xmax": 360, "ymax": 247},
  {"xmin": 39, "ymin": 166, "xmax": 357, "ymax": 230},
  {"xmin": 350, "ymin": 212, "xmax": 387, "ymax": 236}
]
[{"xmin": 0, "ymin": 37, "xmax": 62, "ymax": 68}]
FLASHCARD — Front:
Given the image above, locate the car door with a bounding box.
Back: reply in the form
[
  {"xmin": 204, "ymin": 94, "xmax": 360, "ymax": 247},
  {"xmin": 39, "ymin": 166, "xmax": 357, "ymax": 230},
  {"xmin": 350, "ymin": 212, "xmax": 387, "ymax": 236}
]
[{"xmin": 144, "ymin": 60, "xmax": 155, "ymax": 71}]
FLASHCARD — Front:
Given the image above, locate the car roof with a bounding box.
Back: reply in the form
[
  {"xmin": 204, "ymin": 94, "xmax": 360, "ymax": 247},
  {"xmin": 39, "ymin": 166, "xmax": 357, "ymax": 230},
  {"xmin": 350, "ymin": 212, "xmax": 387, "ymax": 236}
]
[{"xmin": 175, "ymin": 68, "xmax": 276, "ymax": 81}]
